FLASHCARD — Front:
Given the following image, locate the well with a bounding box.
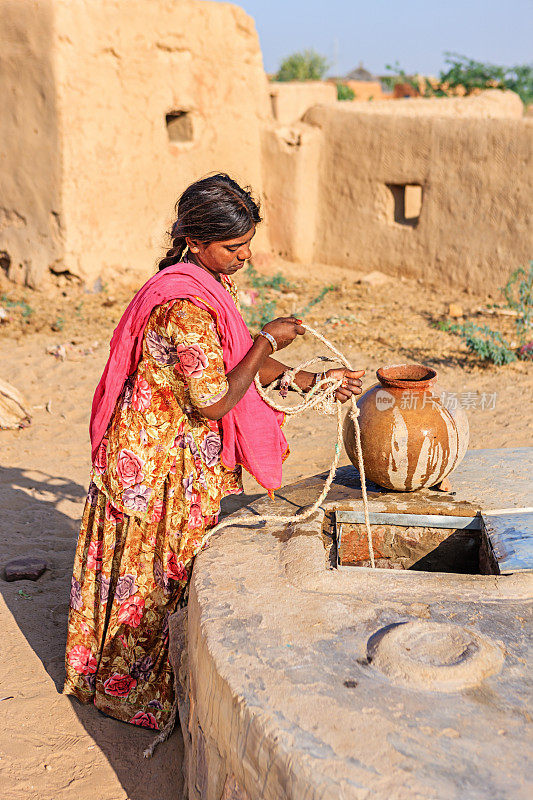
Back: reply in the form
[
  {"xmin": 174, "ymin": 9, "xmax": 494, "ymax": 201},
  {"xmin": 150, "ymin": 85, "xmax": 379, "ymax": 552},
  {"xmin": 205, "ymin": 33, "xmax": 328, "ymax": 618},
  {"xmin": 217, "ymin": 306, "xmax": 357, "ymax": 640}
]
[{"xmin": 172, "ymin": 448, "xmax": 533, "ymax": 800}]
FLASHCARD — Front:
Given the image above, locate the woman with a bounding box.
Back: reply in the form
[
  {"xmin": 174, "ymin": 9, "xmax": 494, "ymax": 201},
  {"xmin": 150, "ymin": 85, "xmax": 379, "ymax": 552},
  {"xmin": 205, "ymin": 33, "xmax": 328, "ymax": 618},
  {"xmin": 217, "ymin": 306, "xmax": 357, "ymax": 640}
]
[{"xmin": 63, "ymin": 174, "xmax": 364, "ymax": 730}]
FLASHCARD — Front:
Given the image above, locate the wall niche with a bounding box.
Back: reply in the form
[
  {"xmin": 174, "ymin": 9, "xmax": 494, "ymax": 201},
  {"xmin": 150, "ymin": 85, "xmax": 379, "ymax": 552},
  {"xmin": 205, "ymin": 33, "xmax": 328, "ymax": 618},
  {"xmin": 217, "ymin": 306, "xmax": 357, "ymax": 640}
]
[
  {"xmin": 166, "ymin": 110, "xmax": 193, "ymax": 143},
  {"xmin": 387, "ymin": 183, "xmax": 423, "ymax": 227}
]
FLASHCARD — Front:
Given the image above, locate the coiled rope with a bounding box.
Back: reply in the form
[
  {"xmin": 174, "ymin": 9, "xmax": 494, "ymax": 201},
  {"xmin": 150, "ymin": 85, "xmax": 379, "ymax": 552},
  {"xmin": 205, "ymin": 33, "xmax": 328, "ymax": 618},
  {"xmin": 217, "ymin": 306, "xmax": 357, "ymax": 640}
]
[
  {"xmin": 143, "ymin": 323, "xmax": 374, "ymax": 758},
  {"xmin": 198, "ymin": 323, "xmax": 375, "ymax": 567}
]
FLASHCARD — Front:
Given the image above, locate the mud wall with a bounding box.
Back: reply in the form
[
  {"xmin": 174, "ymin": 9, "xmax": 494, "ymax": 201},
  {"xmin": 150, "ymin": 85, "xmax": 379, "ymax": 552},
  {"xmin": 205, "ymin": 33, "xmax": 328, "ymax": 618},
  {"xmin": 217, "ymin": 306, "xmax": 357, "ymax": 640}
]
[
  {"xmin": 261, "ymin": 123, "xmax": 321, "ymax": 262},
  {"xmin": 0, "ymin": 0, "xmax": 62, "ymax": 287},
  {"xmin": 345, "ymin": 80, "xmax": 384, "ymax": 101},
  {"xmin": 0, "ymin": 0, "xmax": 271, "ymax": 287},
  {"xmin": 269, "ymin": 81, "xmax": 337, "ymax": 124},
  {"xmin": 338, "ymin": 89, "xmax": 524, "ymax": 119},
  {"xmin": 265, "ymin": 98, "xmax": 532, "ymax": 294}
]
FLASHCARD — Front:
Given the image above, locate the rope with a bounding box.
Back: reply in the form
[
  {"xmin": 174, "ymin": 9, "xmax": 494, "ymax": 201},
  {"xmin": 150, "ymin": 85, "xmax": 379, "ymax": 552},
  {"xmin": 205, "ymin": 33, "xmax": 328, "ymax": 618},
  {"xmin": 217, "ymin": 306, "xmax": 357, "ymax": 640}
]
[
  {"xmin": 195, "ymin": 324, "xmax": 375, "ymax": 567},
  {"xmin": 143, "ymin": 323, "xmax": 375, "ymax": 758}
]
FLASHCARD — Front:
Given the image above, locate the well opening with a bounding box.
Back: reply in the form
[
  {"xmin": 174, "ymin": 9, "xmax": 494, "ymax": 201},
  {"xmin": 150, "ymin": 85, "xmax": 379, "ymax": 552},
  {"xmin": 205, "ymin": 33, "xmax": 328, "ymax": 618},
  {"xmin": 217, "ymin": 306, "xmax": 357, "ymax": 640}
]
[{"xmin": 330, "ymin": 513, "xmax": 498, "ymax": 575}]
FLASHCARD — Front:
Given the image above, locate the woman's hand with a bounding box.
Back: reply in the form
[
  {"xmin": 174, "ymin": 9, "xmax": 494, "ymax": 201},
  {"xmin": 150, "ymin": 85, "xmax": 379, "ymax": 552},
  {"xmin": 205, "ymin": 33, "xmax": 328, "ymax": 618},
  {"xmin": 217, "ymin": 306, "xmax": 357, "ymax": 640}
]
[
  {"xmin": 325, "ymin": 368, "xmax": 365, "ymax": 403},
  {"xmin": 262, "ymin": 317, "xmax": 306, "ymax": 351},
  {"xmin": 201, "ymin": 318, "xmax": 304, "ymax": 420}
]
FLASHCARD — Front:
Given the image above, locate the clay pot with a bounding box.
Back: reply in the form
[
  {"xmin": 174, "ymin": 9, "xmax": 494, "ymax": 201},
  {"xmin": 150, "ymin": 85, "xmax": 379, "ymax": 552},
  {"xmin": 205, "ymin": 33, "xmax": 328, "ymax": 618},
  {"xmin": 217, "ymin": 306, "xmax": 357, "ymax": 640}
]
[{"xmin": 343, "ymin": 364, "xmax": 469, "ymax": 492}]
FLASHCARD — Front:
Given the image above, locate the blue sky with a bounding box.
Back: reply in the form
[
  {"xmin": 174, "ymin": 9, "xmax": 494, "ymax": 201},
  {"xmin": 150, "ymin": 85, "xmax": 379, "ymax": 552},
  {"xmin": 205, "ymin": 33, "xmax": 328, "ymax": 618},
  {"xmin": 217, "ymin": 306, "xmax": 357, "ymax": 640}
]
[{"xmin": 218, "ymin": 0, "xmax": 533, "ymax": 77}]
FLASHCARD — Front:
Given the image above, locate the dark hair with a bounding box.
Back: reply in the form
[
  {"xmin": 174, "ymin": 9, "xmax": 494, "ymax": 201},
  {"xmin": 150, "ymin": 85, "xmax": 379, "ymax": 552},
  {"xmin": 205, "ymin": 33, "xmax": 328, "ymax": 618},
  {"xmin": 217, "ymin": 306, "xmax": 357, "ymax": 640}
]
[{"xmin": 158, "ymin": 173, "xmax": 262, "ymax": 271}]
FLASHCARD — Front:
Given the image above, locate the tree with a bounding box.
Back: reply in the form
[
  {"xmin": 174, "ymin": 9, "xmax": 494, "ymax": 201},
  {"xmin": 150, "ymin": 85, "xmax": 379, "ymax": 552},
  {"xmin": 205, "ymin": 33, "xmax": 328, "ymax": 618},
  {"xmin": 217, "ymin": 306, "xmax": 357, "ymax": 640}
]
[
  {"xmin": 385, "ymin": 53, "xmax": 533, "ymax": 105},
  {"xmin": 274, "ymin": 49, "xmax": 330, "ymax": 82},
  {"xmin": 439, "ymin": 53, "xmax": 533, "ymax": 104}
]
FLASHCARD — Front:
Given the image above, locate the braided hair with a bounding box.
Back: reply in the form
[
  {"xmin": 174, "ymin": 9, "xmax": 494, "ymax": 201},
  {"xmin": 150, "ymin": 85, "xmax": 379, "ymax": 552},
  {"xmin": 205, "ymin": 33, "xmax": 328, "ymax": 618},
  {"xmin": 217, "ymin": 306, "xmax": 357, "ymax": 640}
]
[{"xmin": 158, "ymin": 174, "xmax": 262, "ymax": 271}]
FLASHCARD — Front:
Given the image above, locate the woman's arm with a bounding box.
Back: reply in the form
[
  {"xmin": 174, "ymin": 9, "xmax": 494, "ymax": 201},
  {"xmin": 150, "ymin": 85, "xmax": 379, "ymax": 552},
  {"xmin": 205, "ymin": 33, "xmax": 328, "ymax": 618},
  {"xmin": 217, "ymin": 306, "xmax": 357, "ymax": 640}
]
[
  {"xmin": 259, "ymin": 358, "xmax": 365, "ymax": 400},
  {"xmin": 201, "ymin": 335, "xmax": 272, "ymax": 420},
  {"xmin": 258, "ymin": 356, "xmax": 316, "ymax": 393},
  {"xmin": 201, "ymin": 318, "xmax": 365, "ymax": 420},
  {"xmin": 201, "ymin": 317, "xmax": 305, "ymax": 420}
]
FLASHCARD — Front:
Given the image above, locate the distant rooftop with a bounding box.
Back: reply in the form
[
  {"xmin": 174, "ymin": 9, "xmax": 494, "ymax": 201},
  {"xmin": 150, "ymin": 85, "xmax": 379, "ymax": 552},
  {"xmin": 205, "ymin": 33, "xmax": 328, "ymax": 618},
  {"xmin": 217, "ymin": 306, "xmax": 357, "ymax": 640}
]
[{"xmin": 345, "ymin": 62, "xmax": 376, "ymax": 81}]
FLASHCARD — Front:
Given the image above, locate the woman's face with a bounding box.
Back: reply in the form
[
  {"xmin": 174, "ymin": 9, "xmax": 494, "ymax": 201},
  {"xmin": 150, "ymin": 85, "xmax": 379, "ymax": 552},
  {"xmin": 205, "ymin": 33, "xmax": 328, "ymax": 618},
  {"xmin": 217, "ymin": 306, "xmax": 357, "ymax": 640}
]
[{"xmin": 187, "ymin": 226, "xmax": 255, "ymax": 278}]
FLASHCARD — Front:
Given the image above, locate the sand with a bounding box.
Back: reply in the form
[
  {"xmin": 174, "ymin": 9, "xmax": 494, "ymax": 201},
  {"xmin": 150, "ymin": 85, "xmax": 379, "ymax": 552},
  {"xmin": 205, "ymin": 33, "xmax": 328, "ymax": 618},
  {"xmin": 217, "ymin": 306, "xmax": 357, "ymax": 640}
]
[{"xmin": 0, "ymin": 260, "xmax": 531, "ymax": 799}]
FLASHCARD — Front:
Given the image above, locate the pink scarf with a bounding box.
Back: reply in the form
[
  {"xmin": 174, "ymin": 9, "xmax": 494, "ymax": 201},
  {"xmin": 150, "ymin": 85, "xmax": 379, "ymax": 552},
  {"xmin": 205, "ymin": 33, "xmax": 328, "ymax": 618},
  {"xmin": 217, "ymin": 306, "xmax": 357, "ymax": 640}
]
[{"xmin": 90, "ymin": 262, "xmax": 288, "ymax": 491}]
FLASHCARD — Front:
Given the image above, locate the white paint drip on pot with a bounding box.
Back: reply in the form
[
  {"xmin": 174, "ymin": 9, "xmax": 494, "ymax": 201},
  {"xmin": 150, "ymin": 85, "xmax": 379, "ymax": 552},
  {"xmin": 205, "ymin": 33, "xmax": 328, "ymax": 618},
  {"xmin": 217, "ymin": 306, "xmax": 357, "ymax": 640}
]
[{"xmin": 387, "ymin": 407, "xmax": 409, "ymax": 490}]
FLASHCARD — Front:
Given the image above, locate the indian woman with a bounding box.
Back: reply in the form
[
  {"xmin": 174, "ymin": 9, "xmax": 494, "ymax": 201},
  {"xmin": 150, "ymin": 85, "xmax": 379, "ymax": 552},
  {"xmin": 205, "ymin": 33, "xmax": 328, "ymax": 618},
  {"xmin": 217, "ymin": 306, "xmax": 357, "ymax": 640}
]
[{"xmin": 63, "ymin": 173, "xmax": 364, "ymax": 730}]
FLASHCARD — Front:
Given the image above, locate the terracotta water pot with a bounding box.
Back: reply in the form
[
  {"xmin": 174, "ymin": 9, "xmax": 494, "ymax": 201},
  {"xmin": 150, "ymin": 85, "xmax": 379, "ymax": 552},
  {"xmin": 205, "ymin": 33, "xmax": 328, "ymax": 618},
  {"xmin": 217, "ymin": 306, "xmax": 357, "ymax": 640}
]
[{"xmin": 343, "ymin": 364, "xmax": 469, "ymax": 492}]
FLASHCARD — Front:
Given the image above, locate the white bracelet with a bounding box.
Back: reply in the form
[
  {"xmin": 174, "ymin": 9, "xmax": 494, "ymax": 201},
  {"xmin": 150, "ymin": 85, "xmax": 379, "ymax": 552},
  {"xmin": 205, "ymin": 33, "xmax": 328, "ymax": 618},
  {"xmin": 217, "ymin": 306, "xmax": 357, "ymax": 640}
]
[{"xmin": 258, "ymin": 330, "xmax": 278, "ymax": 353}]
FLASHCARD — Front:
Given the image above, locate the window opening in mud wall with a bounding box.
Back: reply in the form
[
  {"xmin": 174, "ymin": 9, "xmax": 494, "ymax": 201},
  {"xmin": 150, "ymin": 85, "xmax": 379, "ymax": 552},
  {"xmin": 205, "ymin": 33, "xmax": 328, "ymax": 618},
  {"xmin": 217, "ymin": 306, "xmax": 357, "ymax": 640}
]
[
  {"xmin": 0, "ymin": 251, "xmax": 10, "ymax": 274},
  {"xmin": 166, "ymin": 111, "xmax": 193, "ymax": 143},
  {"xmin": 387, "ymin": 184, "xmax": 422, "ymax": 227}
]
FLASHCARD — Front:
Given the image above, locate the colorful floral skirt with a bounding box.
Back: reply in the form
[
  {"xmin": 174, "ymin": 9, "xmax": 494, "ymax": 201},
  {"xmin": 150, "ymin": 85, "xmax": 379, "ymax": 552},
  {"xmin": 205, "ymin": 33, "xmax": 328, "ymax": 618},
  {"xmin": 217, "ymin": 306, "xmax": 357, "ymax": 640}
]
[{"xmin": 63, "ymin": 480, "xmax": 215, "ymax": 730}]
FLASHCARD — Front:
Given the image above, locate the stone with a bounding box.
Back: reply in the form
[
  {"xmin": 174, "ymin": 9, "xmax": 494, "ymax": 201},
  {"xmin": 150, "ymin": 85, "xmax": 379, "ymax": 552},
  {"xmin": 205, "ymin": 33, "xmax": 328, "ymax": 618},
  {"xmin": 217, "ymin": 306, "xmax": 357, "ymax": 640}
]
[
  {"xmin": 0, "ymin": 378, "xmax": 32, "ymax": 430},
  {"xmin": 194, "ymin": 727, "xmax": 207, "ymax": 798},
  {"xmin": 357, "ymin": 270, "xmax": 391, "ymax": 287},
  {"xmin": 4, "ymin": 557, "xmax": 47, "ymax": 582},
  {"xmin": 448, "ymin": 302, "xmax": 464, "ymax": 318},
  {"xmin": 433, "ymin": 476, "xmax": 454, "ymax": 492},
  {"xmin": 369, "ymin": 620, "xmax": 505, "ymax": 692}
]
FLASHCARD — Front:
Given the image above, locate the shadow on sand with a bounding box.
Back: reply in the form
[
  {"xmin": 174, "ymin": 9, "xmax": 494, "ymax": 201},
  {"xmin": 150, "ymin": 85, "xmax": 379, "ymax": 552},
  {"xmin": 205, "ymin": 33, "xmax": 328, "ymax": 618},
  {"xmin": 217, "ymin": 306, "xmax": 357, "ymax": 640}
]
[
  {"xmin": 0, "ymin": 465, "xmax": 263, "ymax": 799},
  {"xmin": 0, "ymin": 466, "xmax": 184, "ymax": 800}
]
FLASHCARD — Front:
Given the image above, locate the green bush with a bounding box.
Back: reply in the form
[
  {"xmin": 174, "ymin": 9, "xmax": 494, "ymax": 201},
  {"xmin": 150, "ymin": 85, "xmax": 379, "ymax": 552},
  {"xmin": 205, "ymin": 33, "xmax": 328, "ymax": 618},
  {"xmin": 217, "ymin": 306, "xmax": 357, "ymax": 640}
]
[
  {"xmin": 0, "ymin": 294, "xmax": 33, "ymax": 319},
  {"xmin": 439, "ymin": 54, "xmax": 533, "ymax": 105},
  {"xmin": 439, "ymin": 261, "xmax": 533, "ymax": 365},
  {"xmin": 246, "ymin": 264, "xmax": 292, "ymax": 291},
  {"xmin": 336, "ymin": 82, "xmax": 355, "ymax": 101},
  {"xmin": 296, "ymin": 285, "xmax": 337, "ymax": 317},
  {"xmin": 385, "ymin": 53, "xmax": 533, "ymax": 105},
  {"xmin": 441, "ymin": 321, "xmax": 517, "ymax": 365},
  {"xmin": 274, "ymin": 49, "xmax": 329, "ymax": 82},
  {"xmin": 242, "ymin": 264, "xmax": 337, "ymax": 332},
  {"xmin": 503, "ymin": 262, "xmax": 533, "ymax": 343}
]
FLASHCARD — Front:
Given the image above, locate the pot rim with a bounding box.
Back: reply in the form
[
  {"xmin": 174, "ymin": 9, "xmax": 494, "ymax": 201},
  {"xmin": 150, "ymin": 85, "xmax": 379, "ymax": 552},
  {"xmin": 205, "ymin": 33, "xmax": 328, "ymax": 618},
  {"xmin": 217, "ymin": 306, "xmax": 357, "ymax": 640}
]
[{"xmin": 376, "ymin": 363, "xmax": 437, "ymax": 389}]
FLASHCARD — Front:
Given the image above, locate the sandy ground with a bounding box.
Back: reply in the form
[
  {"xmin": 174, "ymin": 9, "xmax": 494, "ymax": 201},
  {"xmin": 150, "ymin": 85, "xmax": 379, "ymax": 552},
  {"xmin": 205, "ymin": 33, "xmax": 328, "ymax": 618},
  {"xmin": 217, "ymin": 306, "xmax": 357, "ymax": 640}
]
[{"xmin": 0, "ymin": 260, "xmax": 532, "ymax": 799}]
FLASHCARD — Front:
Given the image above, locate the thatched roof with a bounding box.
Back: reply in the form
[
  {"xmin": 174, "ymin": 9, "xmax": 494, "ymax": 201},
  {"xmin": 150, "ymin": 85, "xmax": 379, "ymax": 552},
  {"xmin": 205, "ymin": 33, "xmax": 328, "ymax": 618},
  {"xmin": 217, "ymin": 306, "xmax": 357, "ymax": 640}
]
[{"xmin": 345, "ymin": 62, "xmax": 376, "ymax": 81}]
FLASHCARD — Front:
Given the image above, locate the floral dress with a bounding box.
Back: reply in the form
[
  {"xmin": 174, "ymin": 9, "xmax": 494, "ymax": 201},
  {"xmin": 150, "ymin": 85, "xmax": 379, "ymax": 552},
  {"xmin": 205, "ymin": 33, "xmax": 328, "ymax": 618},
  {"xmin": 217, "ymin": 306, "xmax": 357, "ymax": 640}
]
[{"xmin": 63, "ymin": 276, "xmax": 243, "ymax": 730}]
